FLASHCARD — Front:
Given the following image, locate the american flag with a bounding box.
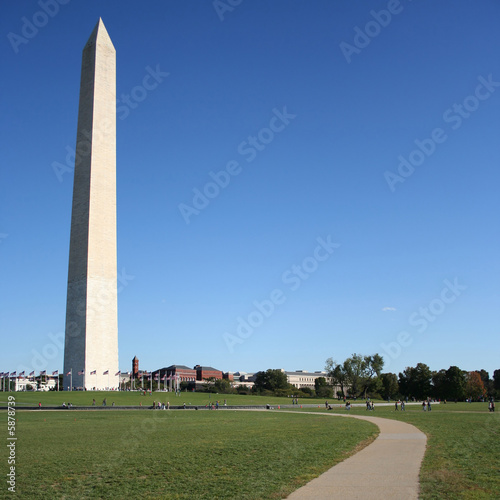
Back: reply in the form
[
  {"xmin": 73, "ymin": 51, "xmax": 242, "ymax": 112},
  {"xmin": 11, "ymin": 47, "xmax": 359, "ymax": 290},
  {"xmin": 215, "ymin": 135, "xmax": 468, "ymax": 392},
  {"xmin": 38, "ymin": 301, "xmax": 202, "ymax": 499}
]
[
  {"xmin": 29, "ymin": 371, "xmax": 35, "ymax": 377},
  {"xmin": 0, "ymin": 372, "xmax": 3, "ymax": 377},
  {"xmin": 154, "ymin": 373, "xmax": 159, "ymax": 380},
  {"xmin": 115, "ymin": 371, "xmax": 121, "ymax": 376},
  {"xmin": 103, "ymin": 370, "xmax": 109, "ymax": 375},
  {"xmin": 90, "ymin": 370, "xmax": 96, "ymax": 375},
  {"xmin": 52, "ymin": 370, "xmax": 58, "ymax": 376},
  {"xmin": 161, "ymin": 375, "xmax": 166, "ymax": 381},
  {"xmin": 78, "ymin": 370, "xmax": 84, "ymax": 375},
  {"xmin": 66, "ymin": 370, "xmax": 72, "ymax": 376},
  {"xmin": 19, "ymin": 371, "xmax": 25, "ymax": 377},
  {"xmin": 3, "ymin": 372, "xmax": 9, "ymax": 377},
  {"xmin": 40, "ymin": 370, "xmax": 46, "ymax": 375},
  {"xmin": 11, "ymin": 371, "xmax": 16, "ymax": 377}
]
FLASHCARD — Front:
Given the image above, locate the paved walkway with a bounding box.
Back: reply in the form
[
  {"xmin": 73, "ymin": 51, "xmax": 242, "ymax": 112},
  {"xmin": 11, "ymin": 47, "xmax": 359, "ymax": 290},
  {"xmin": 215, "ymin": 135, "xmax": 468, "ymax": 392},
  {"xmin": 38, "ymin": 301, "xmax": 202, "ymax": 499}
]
[{"xmin": 286, "ymin": 412, "xmax": 427, "ymax": 500}]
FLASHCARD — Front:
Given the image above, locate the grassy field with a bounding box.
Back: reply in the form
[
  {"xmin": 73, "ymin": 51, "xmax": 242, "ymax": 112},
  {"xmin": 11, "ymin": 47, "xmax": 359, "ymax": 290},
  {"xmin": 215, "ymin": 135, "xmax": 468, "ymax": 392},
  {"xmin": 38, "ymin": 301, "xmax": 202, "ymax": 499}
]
[
  {"xmin": 1, "ymin": 408, "xmax": 377, "ymax": 499},
  {"xmin": 1, "ymin": 390, "xmax": 345, "ymax": 408},
  {"xmin": 294, "ymin": 402, "xmax": 500, "ymax": 499},
  {"xmin": 2, "ymin": 394, "xmax": 498, "ymax": 499}
]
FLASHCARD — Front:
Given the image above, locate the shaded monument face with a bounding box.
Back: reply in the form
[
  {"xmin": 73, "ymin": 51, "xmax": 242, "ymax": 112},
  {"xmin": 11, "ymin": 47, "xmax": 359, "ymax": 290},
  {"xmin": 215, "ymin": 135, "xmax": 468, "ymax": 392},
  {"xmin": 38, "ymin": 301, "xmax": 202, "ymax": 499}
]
[{"xmin": 63, "ymin": 19, "xmax": 119, "ymax": 391}]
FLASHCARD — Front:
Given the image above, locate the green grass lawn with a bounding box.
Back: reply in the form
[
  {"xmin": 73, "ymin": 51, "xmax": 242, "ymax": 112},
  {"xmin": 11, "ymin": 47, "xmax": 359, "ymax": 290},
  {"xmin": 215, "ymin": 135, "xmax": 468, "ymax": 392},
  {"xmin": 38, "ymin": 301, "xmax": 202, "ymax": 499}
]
[
  {"xmin": 1, "ymin": 390, "xmax": 348, "ymax": 408},
  {"xmin": 2, "ymin": 394, "xmax": 498, "ymax": 499},
  {"xmin": 1, "ymin": 409, "xmax": 377, "ymax": 499},
  {"xmin": 293, "ymin": 402, "xmax": 500, "ymax": 499}
]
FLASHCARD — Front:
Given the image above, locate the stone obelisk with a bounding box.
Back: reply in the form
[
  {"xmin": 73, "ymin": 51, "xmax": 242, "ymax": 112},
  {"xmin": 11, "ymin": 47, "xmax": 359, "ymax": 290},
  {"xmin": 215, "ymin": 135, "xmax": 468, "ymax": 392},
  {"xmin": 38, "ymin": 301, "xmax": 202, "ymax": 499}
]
[{"xmin": 63, "ymin": 19, "xmax": 118, "ymax": 391}]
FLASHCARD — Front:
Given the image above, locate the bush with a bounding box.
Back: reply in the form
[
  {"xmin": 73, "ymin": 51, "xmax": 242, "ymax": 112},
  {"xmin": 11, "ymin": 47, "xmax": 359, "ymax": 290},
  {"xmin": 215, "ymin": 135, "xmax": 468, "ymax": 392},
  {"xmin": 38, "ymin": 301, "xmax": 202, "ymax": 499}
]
[
  {"xmin": 315, "ymin": 386, "xmax": 333, "ymax": 398},
  {"xmin": 299, "ymin": 387, "xmax": 314, "ymax": 396}
]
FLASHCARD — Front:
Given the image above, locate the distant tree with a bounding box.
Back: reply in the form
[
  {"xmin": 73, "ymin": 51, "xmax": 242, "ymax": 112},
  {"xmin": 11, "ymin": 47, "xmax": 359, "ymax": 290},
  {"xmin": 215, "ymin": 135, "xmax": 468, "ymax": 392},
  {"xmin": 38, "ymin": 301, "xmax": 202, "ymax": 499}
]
[
  {"xmin": 431, "ymin": 369, "xmax": 447, "ymax": 399},
  {"xmin": 344, "ymin": 353, "xmax": 366, "ymax": 396},
  {"xmin": 399, "ymin": 363, "xmax": 432, "ymax": 400},
  {"xmin": 476, "ymin": 369, "xmax": 489, "ymax": 387},
  {"xmin": 359, "ymin": 354, "xmax": 384, "ymax": 398},
  {"xmin": 325, "ymin": 358, "xmax": 348, "ymax": 396},
  {"xmin": 300, "ymin": 387, "xmax": 314, "ymax": 396},
  {"xmin": 466, "ymin": 371, "xmax": 486, "ymax": 400},
  {"xmin": 476, "ymin": 369, "xmax": 494, "ymax": 396},
  {"xmin": 380, "ymin": 373, "xmax": 399, "ymax": 399},
  {"xmin": 314, "ymin": 377, "xmax": 333, "ymax": 398},
  {"xmin": 327, "ymin": 353, "xmax": 384, "ymax": 398},
  {"xmin": 494, "ymin": 370, "xmax": 500, "ymax": 398},
  {"xmin": 254, "ymin": 369, "xmax": 288, "ymax": 392},
  {"xmin": 214, "ymin": 378, "xmax": 232, "ymax": 394},
  {"xmin": 442, "ymin": 366, "xmax": 467, "ymax": 401}
]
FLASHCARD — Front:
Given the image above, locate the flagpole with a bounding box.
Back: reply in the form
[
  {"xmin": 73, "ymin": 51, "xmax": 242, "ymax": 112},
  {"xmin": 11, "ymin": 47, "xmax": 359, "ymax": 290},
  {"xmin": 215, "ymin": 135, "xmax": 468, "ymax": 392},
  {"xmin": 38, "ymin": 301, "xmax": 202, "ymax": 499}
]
[{"xmin": 70, "ymin": 369, "xmax": 73, "ymax": 391}]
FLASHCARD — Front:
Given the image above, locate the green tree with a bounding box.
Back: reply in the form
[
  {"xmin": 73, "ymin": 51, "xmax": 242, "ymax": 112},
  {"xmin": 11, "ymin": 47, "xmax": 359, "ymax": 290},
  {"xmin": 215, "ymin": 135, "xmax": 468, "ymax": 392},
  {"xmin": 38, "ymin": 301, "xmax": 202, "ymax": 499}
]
[
  {"xmin": 399, "ymin": 363, "xmax": 432, "ymax": 399},
  {"xmin": 214, "ymin": 378, "xmax": 232, "ymax": 394},
  {"xmin": 442, "ymin": 366, "xmax": 467, "ymax": 401},
  {"xmin": 343, "ymin": 353, "xmax": 365, "ymax": 396},
  {"xmin": 326, "ymin": 354, "xmax": 384, "ymax": 398},
  {"xmin": 494, "ymin": 369, "xmax": 500, "ymax": 398},
  {"xmin": 359, "ymin": 354, "xmax": 384, "ymax": 398},
  {"xmin": 314, "ymin": 377, "xmax": 333, "ymax": 398},
  {"xmin": 325, "ymin": 358, "xmax": 348, "ymax": 396},
  {"xmin": 254, "ymin": 369, "xmax": 288, "ymax": 392},
  {"xmin": 432, "ymin": 369, "xmax": 447, "ymax": 399},
  {"xmin": 380, "ymin": 373, "xmax": 399, "ymax": 399}
]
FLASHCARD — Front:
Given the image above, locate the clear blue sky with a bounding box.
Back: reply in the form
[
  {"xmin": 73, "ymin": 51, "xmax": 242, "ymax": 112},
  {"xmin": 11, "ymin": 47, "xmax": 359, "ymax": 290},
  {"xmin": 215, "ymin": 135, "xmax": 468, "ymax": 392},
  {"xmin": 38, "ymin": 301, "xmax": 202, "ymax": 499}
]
[{"xmin": 1, "ymin": 0, "xmax": 499, "ymax": 379}]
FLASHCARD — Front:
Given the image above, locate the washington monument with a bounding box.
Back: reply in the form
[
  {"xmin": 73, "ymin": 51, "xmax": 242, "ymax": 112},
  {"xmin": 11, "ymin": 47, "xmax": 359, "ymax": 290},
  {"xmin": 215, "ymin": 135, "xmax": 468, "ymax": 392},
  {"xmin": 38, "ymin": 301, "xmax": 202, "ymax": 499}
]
[{"xmin": 63, "ymin": 19, "xmax": 119, "ymax": 390}]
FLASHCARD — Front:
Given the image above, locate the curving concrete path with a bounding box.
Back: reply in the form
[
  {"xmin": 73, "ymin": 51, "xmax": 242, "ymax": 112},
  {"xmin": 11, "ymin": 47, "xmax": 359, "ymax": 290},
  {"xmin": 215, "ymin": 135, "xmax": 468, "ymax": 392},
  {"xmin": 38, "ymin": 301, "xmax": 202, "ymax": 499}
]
[{"xmin": 286, "ymin": 412, "xmax": 427, "ymax": 500}]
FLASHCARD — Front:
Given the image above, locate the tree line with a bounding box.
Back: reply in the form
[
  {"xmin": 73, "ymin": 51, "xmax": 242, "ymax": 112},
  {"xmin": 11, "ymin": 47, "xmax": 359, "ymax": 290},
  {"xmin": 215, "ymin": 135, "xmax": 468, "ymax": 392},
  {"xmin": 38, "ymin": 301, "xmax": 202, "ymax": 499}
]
[{"xmin": 326, "ymin": 354, "xmax": 500, "ymax": 401}]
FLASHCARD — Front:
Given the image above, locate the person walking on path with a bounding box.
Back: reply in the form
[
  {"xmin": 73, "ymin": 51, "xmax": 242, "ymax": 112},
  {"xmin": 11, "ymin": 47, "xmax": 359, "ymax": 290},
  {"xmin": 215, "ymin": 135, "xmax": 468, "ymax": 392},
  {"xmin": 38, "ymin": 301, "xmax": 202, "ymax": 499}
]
[{"xmin": 422, "ymin": 401, "xmax": 426, "ymax": 411}]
